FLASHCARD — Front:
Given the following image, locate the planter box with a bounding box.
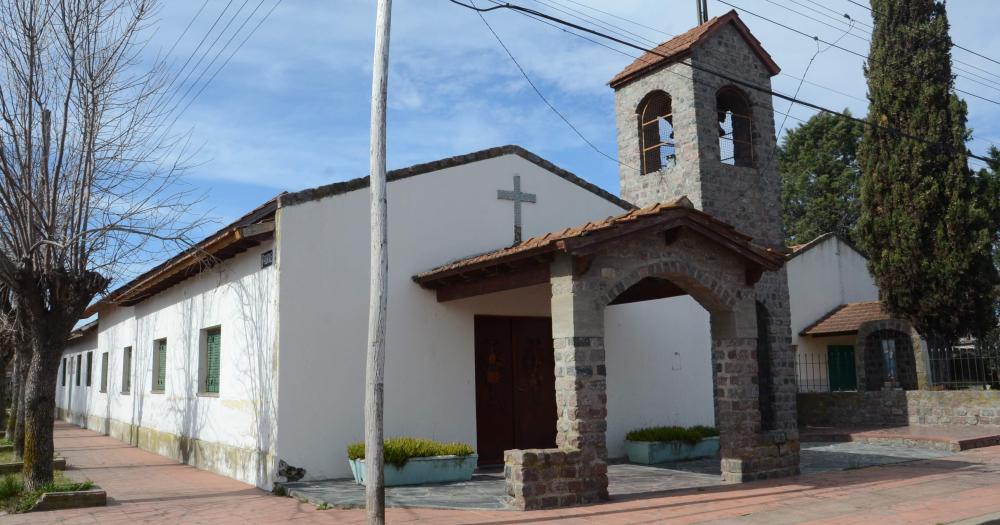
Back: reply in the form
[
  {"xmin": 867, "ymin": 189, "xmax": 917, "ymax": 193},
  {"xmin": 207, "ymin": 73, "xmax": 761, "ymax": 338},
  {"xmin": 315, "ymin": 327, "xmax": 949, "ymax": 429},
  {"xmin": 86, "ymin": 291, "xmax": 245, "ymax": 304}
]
[
  {"xmin": 30, "ymin": 489, "xmax": 106, "ymax": 512},
  {"xmin": 349, "ymin": 454, "xmax": 478, "ymax": 486},
  {"xmin": 0, "ymin": 456, "xmax": 66, "ymax": 475},
  {"xmin": 625, "ymin": 436, "xmax": 719, "ymax": 464}
]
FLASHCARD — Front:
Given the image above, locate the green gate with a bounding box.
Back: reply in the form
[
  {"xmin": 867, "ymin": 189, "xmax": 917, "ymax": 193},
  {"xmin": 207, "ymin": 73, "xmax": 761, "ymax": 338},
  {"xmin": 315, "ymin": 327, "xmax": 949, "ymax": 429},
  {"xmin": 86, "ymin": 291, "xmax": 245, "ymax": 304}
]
[{"xmin": 827, "ymin": 345, "xmax": 857, "ymax": 391}]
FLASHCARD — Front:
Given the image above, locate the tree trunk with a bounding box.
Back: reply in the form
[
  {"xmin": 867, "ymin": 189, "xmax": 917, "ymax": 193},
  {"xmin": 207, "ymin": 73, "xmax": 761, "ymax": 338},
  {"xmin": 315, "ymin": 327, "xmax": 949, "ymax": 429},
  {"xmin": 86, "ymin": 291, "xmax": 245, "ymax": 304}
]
[
  {"xmin": 0, "ymin": 356, "xmax": 7, "ymax": 431},
  {"xmin": 5, "ymin": 378, "xmax": 15, "ymax": 442},
  {"xmin": 12, "ymin": 349, "xmax": 27, "ymax": 459},
  {"xmin": 21, "ymin": 339, "xmax": 61, "ymax": 491}
]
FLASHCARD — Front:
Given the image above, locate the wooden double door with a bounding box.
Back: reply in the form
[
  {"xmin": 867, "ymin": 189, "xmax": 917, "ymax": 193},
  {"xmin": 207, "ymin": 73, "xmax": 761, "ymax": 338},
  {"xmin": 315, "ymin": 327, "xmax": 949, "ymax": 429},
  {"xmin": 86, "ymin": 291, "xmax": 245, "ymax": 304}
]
[{"xmin": 474, "ymin": 316, "xmax": 557, "ymax": 465}]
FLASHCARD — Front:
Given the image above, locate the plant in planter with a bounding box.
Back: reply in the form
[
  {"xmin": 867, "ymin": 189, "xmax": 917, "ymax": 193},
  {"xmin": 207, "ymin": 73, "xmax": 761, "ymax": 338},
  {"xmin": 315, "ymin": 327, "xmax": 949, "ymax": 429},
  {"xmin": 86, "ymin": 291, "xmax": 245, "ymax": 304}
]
[
  {"xmin": 346, "ymin": 437, "xmax": 477, "ymax": 486},
  {"xmin": 624, "ymin": 425, "xmax": 720, "ymax": 464}
]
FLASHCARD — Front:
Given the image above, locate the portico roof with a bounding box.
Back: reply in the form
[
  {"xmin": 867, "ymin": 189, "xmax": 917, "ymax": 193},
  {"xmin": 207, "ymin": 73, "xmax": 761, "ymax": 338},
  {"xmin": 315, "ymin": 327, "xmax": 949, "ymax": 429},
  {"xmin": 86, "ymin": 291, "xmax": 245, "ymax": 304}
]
[{"xmin": 413, "ymin": 197, "xmax": 785, "ymax": 302}]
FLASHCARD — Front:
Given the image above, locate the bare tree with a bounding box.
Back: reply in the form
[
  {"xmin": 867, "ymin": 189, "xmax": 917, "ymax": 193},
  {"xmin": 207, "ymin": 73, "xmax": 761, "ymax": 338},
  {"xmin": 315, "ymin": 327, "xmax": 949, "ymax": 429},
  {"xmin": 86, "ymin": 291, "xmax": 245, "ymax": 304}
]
[{"xmin": 0, "ymin": 0, "xmax": 200, "ymax": 489}]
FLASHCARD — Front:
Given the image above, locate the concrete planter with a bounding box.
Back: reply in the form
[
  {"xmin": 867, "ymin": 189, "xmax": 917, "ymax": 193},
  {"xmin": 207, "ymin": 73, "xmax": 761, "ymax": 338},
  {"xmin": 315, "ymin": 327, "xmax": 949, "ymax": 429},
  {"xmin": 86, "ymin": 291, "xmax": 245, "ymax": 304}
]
[
  {"xmin": 30, "ymin": 489, "xmax": 107, "ymax": 512},
  {"xmin": 348, "ymin": 454, "xmax": 478, "ymax": 486},
  {"xmin": 0, "ymin": 456, "xmax": 66, "ymax": 475},
  {"xmin": 625, "ymin": 436, "xmax": 719, "ymax": 464}
]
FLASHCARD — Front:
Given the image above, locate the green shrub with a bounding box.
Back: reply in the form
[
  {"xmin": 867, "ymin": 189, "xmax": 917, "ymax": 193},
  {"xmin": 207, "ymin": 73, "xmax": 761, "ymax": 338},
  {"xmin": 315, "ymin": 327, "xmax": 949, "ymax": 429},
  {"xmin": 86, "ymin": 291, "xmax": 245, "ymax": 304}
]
[
  {"xmin": 347, "ymin": 437, "xmax": 474, "ymax": 468},
  {"xmin": 0, "ymin": 475, "xmax": 21, "ymax": 500},
  {"xmin": 625, "ymin": 425, "xmax": 719, "ymax": 444},
  {"xmin": 0, "ymin": 472, "xmax": 94, "ymax": 513}
]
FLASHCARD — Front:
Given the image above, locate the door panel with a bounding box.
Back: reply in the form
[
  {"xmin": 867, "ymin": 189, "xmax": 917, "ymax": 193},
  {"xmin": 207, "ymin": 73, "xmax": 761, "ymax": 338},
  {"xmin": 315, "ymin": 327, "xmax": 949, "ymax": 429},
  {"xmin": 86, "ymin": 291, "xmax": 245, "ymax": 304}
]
[
  {"xmin": 828, "ymin": 345, "xmax": 858, "ymax": 392},
  {"xmin": 511, "ymin": 317, "xmax": 557, "ymax": 451},
  {"xmin": 475, "ymin": 317, "xmax": 515, "ymax": 465},
  {"xmin": 475, "ymin": 316, "xmax": 557, "ymax": 465}
]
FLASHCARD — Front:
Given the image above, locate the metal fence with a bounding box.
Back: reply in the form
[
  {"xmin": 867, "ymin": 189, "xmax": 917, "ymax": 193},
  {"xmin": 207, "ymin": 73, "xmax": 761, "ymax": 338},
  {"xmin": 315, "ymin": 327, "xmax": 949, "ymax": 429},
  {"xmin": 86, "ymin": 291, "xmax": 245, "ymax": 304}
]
[
  {"xmin": 796, "ymin": 351, "xmax": 831, "ymax": 393},
  {"xmin": 927, "ymin": 334, "xmax": 1000, "ymax": 390}
]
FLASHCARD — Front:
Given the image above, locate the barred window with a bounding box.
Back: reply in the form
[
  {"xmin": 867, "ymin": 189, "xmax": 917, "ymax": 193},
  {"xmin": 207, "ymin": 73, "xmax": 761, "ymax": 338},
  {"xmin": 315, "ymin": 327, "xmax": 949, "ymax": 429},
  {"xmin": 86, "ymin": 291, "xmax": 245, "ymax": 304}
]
[
  {"xmin": 638, "ymin": 91, "xmax": 676, "ymax": 174},
  {"xmin": 716, "ymin": 86, "xmax": 754, "ymax": 167}
]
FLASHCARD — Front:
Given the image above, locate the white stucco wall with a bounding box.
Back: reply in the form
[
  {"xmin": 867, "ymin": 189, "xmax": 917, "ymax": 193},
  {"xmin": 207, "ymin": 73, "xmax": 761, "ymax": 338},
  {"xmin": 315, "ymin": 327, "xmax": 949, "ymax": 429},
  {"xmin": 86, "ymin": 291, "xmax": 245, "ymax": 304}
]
[
  {"xmin": 275, "ymin": 154, "xmax": 633, "ymax": 480},
  {"xmin": 605, "ymin": 296, "xmax": 714, "ymax": 458},
  {"xmin": 56, "ymin": 241, "xmax": 278, "ymax": 487},
  {"xmin": 787, "ymin": 236, "xmax": 878, "ymax": 389}
]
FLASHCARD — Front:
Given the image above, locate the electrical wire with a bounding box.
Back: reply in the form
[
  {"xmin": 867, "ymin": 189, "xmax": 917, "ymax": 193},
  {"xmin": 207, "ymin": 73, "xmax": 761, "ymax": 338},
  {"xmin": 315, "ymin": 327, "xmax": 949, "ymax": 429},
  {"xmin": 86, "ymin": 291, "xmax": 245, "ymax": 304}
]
[{"xmin": 451, "ymin": 0, "xmax": 997, "ymax": 164}]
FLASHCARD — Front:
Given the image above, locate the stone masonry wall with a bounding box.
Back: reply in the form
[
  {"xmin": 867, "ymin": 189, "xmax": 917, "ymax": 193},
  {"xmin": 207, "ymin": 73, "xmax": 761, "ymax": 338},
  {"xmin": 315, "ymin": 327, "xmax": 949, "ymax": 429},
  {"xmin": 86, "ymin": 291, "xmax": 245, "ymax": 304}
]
[
  {"xmin": 797, "ymin": 391, "xmax": 909, "ymax": 428},
  {"xmin": 907, "ymin": 391, "xmax": 1000, "ymax": 426}
]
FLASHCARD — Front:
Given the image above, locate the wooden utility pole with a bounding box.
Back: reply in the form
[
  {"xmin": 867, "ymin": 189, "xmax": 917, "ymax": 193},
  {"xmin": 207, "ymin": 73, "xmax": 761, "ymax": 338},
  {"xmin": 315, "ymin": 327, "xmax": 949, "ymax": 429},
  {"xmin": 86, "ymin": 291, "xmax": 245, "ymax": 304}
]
[{"xmin": 365, "ymin": 0, "xmax": 392, "ymax": 523}]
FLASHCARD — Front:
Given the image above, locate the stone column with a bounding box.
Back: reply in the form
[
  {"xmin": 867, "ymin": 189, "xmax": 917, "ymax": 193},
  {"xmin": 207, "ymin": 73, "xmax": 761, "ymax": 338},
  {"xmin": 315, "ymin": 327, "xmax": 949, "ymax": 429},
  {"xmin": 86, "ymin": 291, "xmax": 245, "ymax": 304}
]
[
  {"xmin": 504, "ymin": 254, "xmax": 609, "ymax": 509},
  {"xmin": 549, "ymin": 253, "xmax": 609, "ymax": 497}
]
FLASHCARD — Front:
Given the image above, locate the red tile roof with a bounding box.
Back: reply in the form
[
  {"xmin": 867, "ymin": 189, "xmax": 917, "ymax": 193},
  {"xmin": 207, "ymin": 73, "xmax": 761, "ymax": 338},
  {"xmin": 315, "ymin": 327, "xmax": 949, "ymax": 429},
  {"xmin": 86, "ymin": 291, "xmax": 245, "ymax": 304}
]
[
  {"xmin": 801, "ymin": 301, "xmax": 892, "ymax": 337},
  {"xmin": 608, "ymin": 10, "xmax": 780, "ymax": 89},
  {"xmin": 414, "ymin": 196, "xmax": 785, "ymax": 286}
]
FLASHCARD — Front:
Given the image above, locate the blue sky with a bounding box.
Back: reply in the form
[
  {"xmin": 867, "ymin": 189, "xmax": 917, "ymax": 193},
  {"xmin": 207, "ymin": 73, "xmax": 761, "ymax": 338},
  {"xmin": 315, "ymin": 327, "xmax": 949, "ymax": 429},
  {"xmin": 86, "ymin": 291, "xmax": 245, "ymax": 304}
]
[{"xmin": 151, "ymin": 0, "xmax": 1000, "ymax": 240}]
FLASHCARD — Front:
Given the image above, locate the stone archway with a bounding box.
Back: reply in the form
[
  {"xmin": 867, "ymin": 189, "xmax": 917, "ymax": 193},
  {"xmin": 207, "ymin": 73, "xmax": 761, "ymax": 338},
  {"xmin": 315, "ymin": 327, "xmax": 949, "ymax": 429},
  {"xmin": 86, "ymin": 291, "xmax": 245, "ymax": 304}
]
[
  {"xmin": 503, "ymin": 230, "xmax": 799, "ymax": 509},
  {"xmin": 855, "ymin": 319, "xmax": 926, "ymax": 391}
]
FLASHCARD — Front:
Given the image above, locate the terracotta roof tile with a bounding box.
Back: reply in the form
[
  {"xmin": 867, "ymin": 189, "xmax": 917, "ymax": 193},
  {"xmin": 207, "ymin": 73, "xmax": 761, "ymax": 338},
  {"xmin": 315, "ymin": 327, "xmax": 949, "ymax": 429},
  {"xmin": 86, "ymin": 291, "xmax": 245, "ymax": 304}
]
[
  {"xmin": 608, "ymin": 10, "xmax": 780, "ymax": 89},
  {"xmin": 414, "ymin": 196, "xmax": 785, "ymax": 285},
  {"xmin": 801, "ymin": 301, "xmax": 892, "ymax": 337}
]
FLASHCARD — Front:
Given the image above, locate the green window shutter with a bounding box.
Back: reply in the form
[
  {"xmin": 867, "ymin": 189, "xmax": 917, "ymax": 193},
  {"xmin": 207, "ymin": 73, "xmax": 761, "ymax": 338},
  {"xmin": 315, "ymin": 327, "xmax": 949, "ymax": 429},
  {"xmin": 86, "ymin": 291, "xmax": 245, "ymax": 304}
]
[
  {"xmin": 76, "ymin": 355, "xmax": 81, "ymax": 386},
  {"xmin": 86, "ymin": 352, "xmax": 93, "ymax": 387},
  {"xmin": 100, "ymin": 353, "xmax": 109, "ymax": 393},
  {"xmin": 156, "ymin": 340, "xmax": 167, "ymax": 391},
  {"xmin": 205, "ymin": 330, "xmax": 221, "ymax": 394},
  {"xmin": 61, "ymin": 358, "xmax": 66, "ymax": 386}
]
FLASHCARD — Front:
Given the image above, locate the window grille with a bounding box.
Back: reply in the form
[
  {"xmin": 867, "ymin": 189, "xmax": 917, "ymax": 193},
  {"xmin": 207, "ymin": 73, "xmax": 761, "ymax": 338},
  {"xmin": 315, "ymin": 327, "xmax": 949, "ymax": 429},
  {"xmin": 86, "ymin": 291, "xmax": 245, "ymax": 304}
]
[
  {"xmin": 100, "ymin": 352, "xmax": 109, "ymax": 393},
  {"xmin": 205, "ymin": 329, "xmax": 221, "ymax": 394},
  {"xmin": 716, "ymin": 87, "xmax": 754, "ymax": 167},
  {"xmin": 261, "ymin": 250, "xmax": 274, "ymax": 269},
  {"xmin": 154, "ymin": 340, "xmax": 167, "ymax": 392},
  {"xmin": 122, "ymin": 347, "xmax": 132, "ymax": 394},
  {"xmin": 86, "ymin": 351, "xmax": 93, "ymax": 387},
  {"xmin": 638, "ymin": 91, "xmax": 676, "ymax": 174}
]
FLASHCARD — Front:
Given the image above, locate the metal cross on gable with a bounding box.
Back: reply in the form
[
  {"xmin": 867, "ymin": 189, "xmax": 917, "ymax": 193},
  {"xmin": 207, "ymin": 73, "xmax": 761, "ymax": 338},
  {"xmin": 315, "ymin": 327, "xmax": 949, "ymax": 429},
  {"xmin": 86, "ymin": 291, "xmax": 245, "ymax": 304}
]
[{"xmin": 497, "ymin": 174, "xmax": 536, "ymax": 245}]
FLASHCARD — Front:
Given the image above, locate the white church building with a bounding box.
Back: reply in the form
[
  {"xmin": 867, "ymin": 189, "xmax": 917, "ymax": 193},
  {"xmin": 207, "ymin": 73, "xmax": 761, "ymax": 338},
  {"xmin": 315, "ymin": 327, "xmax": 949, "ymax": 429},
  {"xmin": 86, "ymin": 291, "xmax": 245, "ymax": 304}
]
[{"xmin": 55, "ymin": 11, "xmax": 885, "ymax": 492}]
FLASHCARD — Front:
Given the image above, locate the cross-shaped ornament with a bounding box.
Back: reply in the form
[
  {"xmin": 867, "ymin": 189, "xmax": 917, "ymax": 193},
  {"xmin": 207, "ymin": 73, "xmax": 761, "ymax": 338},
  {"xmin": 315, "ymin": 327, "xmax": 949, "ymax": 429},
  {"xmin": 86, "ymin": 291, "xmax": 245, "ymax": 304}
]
[{"xmin": 497, "ymin": 175, "xmax": 536, "ymax": 245}]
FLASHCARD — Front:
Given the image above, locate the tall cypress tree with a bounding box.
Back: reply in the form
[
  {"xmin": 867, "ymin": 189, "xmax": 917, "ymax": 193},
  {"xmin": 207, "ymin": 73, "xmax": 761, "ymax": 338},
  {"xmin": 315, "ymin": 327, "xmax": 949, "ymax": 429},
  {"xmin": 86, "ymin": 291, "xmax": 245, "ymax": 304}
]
[{"xmin": 858, "ymin": 0, "xmax": 999, "ymax": 343}]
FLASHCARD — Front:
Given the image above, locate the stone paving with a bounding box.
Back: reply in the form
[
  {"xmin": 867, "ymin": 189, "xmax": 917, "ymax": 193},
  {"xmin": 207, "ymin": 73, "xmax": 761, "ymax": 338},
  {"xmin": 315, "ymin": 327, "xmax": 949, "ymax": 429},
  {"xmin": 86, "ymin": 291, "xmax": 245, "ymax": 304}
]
[
  {"xmin": 13, "ymin": 421, "xmax": 1000, "ymax": 524},
  {"xmin": 283, "ymin": 442, "xmax": 953, "ymax": 511}
]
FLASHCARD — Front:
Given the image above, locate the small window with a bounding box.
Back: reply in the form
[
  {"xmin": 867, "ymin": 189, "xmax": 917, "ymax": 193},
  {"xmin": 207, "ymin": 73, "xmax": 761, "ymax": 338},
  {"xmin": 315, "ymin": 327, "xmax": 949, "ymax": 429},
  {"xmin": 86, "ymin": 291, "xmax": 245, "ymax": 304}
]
[
  {"xmin": 716, "ymin": 86, "xmax": 754, "ymax": 167},
  {"xmin": 100, "ymin": 352, "xmax": 109, "ymax": 393},
  {"xmin": 200, "ymin": 327, "xmax": 222, "ymax": 394},
  {"xmin": 61, "ymin": 357, "xmax": 67, "ymax": 387},
  {"xmin": 86, "ymin": 351, "xmax": 93, "ymax": 387},
  {"xmin": 638, "ymin": 91, "xmax": 676, "ymax": 174},
  {"xmin": 75, "ymin": 355, "xmax": 81, "ymax": 386},
  {"xmin": 122, "ymin": 347, "xmax": 132, "ymax": 394},
  {"xmin": 261, "ymin": 250, "xmax": 274, "ymax": 269},
  {"xmin": 152, "ymin": 339, "xmax": 167, "ymax": 393}
]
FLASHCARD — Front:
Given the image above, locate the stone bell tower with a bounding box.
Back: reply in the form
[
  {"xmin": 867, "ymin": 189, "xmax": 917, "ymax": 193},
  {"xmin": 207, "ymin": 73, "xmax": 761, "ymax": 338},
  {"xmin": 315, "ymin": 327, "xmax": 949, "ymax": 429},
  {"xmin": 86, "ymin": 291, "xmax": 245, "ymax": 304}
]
[
  {"xmin": 609, "ymin": 10, "xmax": 783, "ymax": 248},
  {"xmin": 609, "ymin": 10, "xmax": 800, "ymax": 479}
]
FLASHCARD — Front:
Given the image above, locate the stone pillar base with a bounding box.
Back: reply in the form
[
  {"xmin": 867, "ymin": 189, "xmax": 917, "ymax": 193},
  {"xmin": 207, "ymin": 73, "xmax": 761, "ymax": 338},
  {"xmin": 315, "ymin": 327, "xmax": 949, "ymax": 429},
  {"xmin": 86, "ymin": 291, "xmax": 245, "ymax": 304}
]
[
  {"xmin": 504, "ymin": 448, "xmax": 609, "ymax": 510},
  {"xmin": 722, "ymin": 433, "xmax": 800, "ymax": 482}
]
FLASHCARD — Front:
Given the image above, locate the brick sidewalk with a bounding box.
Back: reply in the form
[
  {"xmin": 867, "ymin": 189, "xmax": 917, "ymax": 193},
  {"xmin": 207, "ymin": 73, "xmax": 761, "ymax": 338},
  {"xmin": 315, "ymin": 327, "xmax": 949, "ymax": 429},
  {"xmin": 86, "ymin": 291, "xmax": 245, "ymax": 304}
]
[{"xmin": 3, "ymin": 421, "xmax": 1000, "ymax": 524}]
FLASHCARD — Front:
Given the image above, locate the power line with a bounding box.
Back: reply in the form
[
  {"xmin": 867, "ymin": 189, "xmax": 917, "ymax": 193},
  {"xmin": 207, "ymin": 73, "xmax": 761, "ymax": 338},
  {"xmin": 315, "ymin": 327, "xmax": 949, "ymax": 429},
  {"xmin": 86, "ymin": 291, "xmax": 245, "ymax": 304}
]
[
  {"xmin": 533, "ymin": 0, "xmax": 872, "ymax": 106},
  {"xmin": 760, "ymin": 0, "xmax": 1000, "ymax": 93},
  {"xmin": 450, "ymin": 0, "xmax": 996, "ymax": 164},
  {"xmin": 716, "ymin": 0, "xmax": 1000, "ymax": 106},
  {"xmin": 471, "ymin": 0, "xmax": 634, "ymax": 171},
  {"xmin": 845, "ymin": 0, "xmax": 1000, "ymax": 69}
]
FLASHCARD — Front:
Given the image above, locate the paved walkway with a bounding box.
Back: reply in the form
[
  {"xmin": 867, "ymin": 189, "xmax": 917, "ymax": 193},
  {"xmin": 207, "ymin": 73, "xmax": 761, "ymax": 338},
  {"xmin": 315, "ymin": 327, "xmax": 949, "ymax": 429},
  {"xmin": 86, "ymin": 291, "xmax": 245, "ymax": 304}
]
[
  {"xmin": 4, "ymin": 421, "xmax": 1000, "ymax": 524},
  {"xmin": 801, "ymin": 425, "xmax": 1000, "ymax": 452},
  {"xmin": 283, "ymin": 442, "xmax": 952, "ymax": 511}
]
